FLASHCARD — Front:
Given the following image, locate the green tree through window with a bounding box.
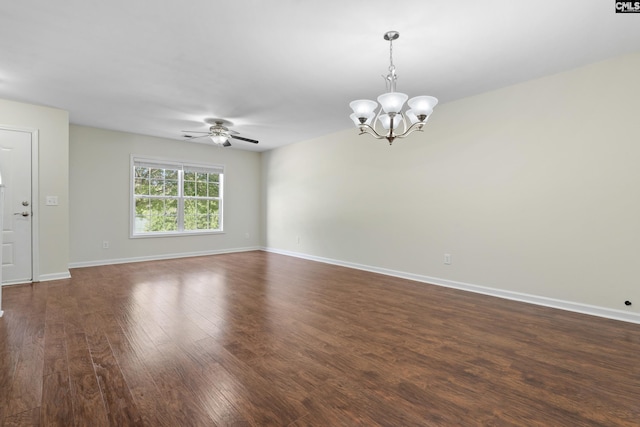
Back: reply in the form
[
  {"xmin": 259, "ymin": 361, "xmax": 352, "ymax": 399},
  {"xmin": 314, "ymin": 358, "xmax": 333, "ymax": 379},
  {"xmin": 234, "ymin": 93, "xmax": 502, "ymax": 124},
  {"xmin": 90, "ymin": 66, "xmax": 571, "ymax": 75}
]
[{"xmin": 132, "ymin": 158, "xmax": 223, "ymax": 235}]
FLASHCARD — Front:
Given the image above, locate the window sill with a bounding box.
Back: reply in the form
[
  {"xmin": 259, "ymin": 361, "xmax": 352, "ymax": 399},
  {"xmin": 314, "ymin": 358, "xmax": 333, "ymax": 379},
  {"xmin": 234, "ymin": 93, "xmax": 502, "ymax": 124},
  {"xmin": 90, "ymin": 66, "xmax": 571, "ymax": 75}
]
[{"xmin": 130, "ymin": 230, "xmax": 225, "ymax": 239}]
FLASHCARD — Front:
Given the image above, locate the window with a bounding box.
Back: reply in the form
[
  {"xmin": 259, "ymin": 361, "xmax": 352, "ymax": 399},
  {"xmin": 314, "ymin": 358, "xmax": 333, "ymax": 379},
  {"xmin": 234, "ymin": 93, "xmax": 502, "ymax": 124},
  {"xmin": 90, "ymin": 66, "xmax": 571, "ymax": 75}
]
[{"xmin": 131, "ymin": 157, "xmax": 223, "ymax": 237}]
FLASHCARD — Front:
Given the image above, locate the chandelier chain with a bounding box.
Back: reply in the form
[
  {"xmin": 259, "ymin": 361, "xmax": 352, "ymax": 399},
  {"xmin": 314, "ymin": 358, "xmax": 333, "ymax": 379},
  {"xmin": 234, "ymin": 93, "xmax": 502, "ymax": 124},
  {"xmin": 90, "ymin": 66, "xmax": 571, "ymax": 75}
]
[
  {"xmin": 389, "ymin": 36, "xmax": 395, "ymax": 72},
  {"xmin": 385, "ymin": 37, "xmax": 397, "ymax": 92}
]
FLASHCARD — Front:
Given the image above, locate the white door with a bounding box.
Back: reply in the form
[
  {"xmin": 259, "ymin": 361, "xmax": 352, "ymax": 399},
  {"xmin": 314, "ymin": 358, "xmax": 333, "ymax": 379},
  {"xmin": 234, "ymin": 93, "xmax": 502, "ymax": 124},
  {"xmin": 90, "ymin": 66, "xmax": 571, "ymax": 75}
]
[{"xmin": 0, "ymin": 129, "xmax": 32, "ymax": 284}]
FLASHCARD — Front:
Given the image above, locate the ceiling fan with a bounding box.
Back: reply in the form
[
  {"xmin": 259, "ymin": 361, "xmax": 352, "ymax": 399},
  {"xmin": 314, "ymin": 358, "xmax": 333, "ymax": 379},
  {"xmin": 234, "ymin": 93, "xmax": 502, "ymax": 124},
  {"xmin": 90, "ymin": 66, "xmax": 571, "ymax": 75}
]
[{"xmin": 182, "ymin": 119, "xmax": 259, "ymax": 147}]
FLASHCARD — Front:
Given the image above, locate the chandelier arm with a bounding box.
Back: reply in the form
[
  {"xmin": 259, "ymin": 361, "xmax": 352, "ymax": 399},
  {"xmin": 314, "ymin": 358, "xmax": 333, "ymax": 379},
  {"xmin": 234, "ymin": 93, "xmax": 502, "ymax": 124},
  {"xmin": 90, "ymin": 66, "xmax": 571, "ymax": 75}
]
[
  {"xmin": 399, "ymin": 111, "xmax": 408, "ymax": 135},
  {"xmin": 370, "ymin": 106, "xmax": 384, "ymax": 135},
  {"xmin": 392, "ymin": 121, "xmax": 426, "ymax": 139},
  {"xmin": 357, "ymin": 124, "xmax": 387, "ymax": 139}
]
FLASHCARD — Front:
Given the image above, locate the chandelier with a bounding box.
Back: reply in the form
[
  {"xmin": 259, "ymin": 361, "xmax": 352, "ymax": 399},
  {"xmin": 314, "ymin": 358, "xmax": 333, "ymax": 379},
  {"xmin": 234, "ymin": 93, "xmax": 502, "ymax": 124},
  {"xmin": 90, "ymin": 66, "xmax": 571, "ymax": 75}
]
[{"xmin": 349, "ymin": 31, "xmax": 438, "ymax": 145}]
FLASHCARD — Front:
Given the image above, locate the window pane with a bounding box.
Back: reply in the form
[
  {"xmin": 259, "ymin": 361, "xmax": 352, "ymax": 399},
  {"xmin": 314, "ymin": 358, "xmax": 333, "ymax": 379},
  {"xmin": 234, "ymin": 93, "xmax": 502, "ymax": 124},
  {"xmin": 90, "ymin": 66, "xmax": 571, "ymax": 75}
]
[
  {"xmin": 149, "ymin": 179, "xmax": 163, "ymax": 195},
  {"xmin": 135, "ymin": 179, "xmax": 149, "ymax": 196},
  {"xmin": 135, "ymin": 167, "xmax": 149, "ymax": 178},
  {"xmin": 166, "ymin": 199, "xmax": 178, "ymax": 215},
  {"xmin": 184, "ymin": 198, "xmax": 197, "ymax": 230},
  {"xmin": 181, "ymin": 199, "xmax": 219, "ymax": 231},
  {"xmin": 196, "ymin": 182, "xmax": 208, "ymax": 197},
  {"xmin": 196, "ymin": 172, "xmax": 207, "ymax": 182},
  {"xmin": 150, "ymin": 168, "xmax": 164, "ymax": 179},
  {"xmin": 133, "ymin": 196, "xmax": 179, "ymax": 233},
  {"xmin": 196, "ymin": 215, "xmax": 209, "ymax": 229},
  {"xmin": 184, "ymin": 171, "xmax": 195, "ymax": 181},
  {"xmin": 184, "ymin": 199, "xmax": 196, "ymax": 214},
  {"xmin": 208, "ymin": 174, "xmax": 219, "ymax": 183},
  {"xmin": 134, "ymin": 215, "xmax": 149, "ymax": 233},
  {"xmin": 197, "ymin": 200, "xmax": 208, "ymax": 215},
  {"xmin": 164, "ymin": 215, "xmax": 178, "ymax": 231},
  {"xmin": 184, "ymin": 214, "xmax": 196, "ymax": 230},
  {"xmin": 135, "ymin": 198, "xmax": 150, "ymax": 216},
  {"xmin": 210, "ymin": 213, "xmax": 219, "ymax": 229},
  {"xmin": 150, "ymin": 199, "xmax": 164, "ymax": 213},
  {"xmin": 165, "ymin": 169, "xmax": 178, "ymax": 180},
  {"xmin": 165, "ymin": 180, "xmax": 179, "ymax": 196},
  {"xmin": 149, "ymin": 215, "xmax": 166, "ymax": 232},
  {"xmin": 208, "ymin": 183, "xmax": 219, "ymax": 197},
  {"xmin": 184, "ymin": 180, "xmax": 196, "ymax": 197}
]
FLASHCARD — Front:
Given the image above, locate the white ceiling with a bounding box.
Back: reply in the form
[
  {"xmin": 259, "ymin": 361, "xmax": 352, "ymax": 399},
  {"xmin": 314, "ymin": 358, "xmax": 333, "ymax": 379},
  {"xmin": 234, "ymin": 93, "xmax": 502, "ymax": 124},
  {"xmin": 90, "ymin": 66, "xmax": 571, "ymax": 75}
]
[{"xmin": 1, "ymin": 1, "xmax": 638, "ymax": 152}]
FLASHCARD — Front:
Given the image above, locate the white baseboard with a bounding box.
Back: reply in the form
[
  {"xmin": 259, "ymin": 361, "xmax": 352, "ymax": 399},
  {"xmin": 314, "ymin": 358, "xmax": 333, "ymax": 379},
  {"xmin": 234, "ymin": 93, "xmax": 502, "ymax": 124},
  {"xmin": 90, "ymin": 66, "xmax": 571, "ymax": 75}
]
[
  {"xmin": 68, "ymin": 246, "xmax": 262, "ymax": 269},
  {"xmin": 262, "ymin": 247, "xmax": 640, "ymax": 325},
  {"xmin": 37, "ymin": 271, "xmax": 72, "ymax": 282},
  {"xmin": 1, "ymin": 271, "xmax": 70, "ymax": 286}
]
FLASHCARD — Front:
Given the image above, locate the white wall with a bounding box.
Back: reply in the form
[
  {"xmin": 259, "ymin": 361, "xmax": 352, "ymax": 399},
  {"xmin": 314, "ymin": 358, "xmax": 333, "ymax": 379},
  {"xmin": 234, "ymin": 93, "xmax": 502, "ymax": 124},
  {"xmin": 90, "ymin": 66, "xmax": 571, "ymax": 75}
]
[
  {"xmin": 0, "ymin": 98, "xmax": 70, "ymax": 280},
  {"xmin": 69, "ymin": 125, "xmax": 261, "ymax": 265},
  {"xmin": 262, "ymin": 53, "xmax": 640, "ymax": 320}
]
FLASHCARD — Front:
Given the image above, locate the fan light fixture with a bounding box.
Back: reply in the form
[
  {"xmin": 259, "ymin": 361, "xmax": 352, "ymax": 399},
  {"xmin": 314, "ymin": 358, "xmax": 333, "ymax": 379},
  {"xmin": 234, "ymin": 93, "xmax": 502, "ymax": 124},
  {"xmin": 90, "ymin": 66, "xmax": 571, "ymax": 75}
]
[
  {"xmin": 210, "ymin": 134, "xmax": 229, "ymax": 145},
  {"xmin": 349, "ymin": 31, "xmax": 438, "ymax": 145}
]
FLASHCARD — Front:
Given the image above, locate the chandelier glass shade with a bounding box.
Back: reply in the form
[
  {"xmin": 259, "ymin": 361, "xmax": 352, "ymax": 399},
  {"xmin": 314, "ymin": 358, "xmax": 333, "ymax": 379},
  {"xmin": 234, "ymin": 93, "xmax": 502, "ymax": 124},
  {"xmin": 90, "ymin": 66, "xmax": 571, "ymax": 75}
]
[{"xmin": 349, "ymin": 31, "xmax": 438, "ymax": 145}]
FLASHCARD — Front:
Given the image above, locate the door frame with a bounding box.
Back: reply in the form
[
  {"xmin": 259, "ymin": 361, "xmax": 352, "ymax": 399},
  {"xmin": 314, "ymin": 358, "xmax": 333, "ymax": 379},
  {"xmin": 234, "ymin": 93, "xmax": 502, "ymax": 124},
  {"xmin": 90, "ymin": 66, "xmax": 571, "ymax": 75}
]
[{"xmin": 0, "ymin": 124, "xmax": 39, "ymax": 283}]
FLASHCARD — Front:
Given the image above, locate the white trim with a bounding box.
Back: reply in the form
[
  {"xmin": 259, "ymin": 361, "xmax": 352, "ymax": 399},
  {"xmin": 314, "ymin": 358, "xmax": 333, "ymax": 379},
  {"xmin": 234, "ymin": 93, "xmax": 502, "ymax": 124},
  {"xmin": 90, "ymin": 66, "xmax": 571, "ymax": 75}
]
[
  {"xmin": 1, "ymin": 270, "xmax": 70, "ymax": 286},
  {"xmin": 1, "ymin": 278, "xmax": 33, "ymax": 286},
  {"xmin": 262, "ymin": 247, "xmax": 640, "ymax": 325},
  {"xmin": 31, "ymin": 130, "xmax": 40, "ymax": 281},
  {"xmin": 0, "ymin": 125, "xmax": 40, "ymax": 283},
  {"xmin": 130, "ymin": 230, "xmax": 226, "ymax": 239},
  {"xmin": 37, "ymin": 271, "xmax": 71, "ymax": 282},
  {"xmin": 68, "ymin": 246, "xmax": 261, "ymax": 269},
  {"xmin": 0, "ymin": 182, "xmax": 4, "ymax": 315}
]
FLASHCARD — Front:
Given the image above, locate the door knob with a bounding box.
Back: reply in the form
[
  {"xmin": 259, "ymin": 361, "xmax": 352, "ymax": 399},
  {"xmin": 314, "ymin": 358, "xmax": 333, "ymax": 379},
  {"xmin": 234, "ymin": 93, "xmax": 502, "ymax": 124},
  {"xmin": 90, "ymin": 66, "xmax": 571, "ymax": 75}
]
[
  {"xmin": 22, "ymin": 200, "xmax": 30, "ymax": 206},
  {"xmin": 14, "ymin": 211, "xmax": 30, "ymax": 217}
]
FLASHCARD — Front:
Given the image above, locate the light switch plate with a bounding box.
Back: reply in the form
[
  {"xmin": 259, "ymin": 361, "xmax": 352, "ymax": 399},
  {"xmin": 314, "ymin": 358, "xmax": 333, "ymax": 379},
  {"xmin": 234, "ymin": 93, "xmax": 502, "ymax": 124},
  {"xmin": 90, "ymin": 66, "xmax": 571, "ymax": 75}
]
[{"xmin": 45, "ymin": 196, "xmax": 59, "ymax": 206}]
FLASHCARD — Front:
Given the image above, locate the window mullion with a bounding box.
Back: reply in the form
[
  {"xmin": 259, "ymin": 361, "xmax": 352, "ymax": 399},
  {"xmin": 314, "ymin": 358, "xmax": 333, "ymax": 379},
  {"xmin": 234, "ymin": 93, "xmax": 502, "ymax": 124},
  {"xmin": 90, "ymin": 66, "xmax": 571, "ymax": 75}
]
[{"xmin": 177, "ymin": 169, "xmax": 185, "ymax": 231}]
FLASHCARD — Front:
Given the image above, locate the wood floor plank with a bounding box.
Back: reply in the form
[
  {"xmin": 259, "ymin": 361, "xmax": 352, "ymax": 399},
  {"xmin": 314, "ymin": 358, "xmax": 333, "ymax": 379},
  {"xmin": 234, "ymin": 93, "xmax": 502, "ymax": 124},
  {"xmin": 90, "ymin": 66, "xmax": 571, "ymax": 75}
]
[
  {"xmin": 41, "ymin": 371, "xmax": 73, "ymax": 427},
  {"xmin": 144, "ymin": 342, "xmax": 228, "ymax": 426},
  {"xmin": 3, "ymin": 407, "xmax": 41, "ymax": 427},
  {"xmin": 2, "ymin": 251, "xmax": 640, "ymax": 426},
  {"xmin": 3, "ymin": 287, "xmax": 46, "ymax": 419},
  {"xmin": 40, "ymin": 284, "xmax": 74, "ymax": 426},
  {"xmin": 0, "ymin": 309, "xmax": 27, "ymax": 421},
  {"xmin": 82, "ymin": 311, "xmax": 143, "ymax": 426},
  {"xmin": 62, "ymin": 296, "xmax": 110, "ymax": 427},
  {"xmin": 189, "ymin": 337, "xmax": 307, "ymax": 426},
  {"xmin": 101, "ymin": 310, "xmax": 183, "ymax": 427}
]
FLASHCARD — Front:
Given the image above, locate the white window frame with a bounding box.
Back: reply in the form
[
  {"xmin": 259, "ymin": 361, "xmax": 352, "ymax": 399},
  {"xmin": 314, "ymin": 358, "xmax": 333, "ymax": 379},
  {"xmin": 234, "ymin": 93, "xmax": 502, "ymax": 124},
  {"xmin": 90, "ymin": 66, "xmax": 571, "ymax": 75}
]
[{"xmin": 130, "ymin": 155, "xmax": 224, "ymax": 238}]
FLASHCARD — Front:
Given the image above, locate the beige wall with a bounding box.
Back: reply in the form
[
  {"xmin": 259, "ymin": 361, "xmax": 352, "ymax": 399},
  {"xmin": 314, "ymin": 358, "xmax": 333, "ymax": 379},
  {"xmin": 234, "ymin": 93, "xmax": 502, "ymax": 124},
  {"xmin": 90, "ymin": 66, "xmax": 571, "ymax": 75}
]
[
  {"xmin": 0, "ymin": 98, "xmax": 70, "ymax": 280},
  {"xmin": 69, "ymin": 125, "xmax": 261, "ymax": 265},
  {"xmin": 262, "ymin": 53, "xmax": 640, "ymax": 317}
]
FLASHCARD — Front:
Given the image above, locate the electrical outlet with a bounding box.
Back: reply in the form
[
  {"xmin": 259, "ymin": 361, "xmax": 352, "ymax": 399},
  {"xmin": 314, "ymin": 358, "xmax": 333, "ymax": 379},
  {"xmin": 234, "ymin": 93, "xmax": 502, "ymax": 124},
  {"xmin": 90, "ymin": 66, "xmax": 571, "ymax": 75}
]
[
  {"xmin": 245, "ymin": 232, "xmax": 250, "ymax": 239},
  {"xmin": 102, "ymin": 240, "xmax": 109, "ymax": 249},
  {"xmin": 444, "ymin": 253, "xmax": 452, "ymax": 265}
]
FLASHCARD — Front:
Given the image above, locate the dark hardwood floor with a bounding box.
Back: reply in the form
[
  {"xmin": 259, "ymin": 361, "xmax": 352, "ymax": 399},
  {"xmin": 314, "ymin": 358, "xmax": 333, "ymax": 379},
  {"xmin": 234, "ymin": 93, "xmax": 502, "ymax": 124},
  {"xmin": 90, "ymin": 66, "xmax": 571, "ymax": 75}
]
[{"xmin": 1, "ymin": 251, "xmax": 639, "ymax": 426}]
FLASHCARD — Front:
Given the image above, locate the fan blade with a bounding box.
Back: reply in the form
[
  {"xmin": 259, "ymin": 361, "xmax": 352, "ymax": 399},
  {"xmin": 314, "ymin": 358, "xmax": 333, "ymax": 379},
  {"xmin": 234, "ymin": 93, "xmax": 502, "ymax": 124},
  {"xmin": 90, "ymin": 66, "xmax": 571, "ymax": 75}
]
[
  {"xmin": 183, "ymin": 134, "xmax": 212, "ymax": 140},
  {"xmin": 181, "ymin": 130, "xmax": 211, "ymax": 133},
  {"xmin": 223, "ymin": 141, "xmax": 232, "ymax": 147},
  {"xmin": 230, "ymin": 135, "xmax": 259, "ymax": 144}
]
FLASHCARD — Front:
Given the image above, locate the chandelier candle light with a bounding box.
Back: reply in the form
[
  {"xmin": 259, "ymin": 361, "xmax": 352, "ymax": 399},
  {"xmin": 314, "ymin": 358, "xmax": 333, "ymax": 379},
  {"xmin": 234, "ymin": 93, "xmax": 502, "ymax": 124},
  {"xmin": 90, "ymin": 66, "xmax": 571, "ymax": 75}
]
[{"xmin": 349, "ymin": 31, "xmax": 438, "ymax": 145}]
